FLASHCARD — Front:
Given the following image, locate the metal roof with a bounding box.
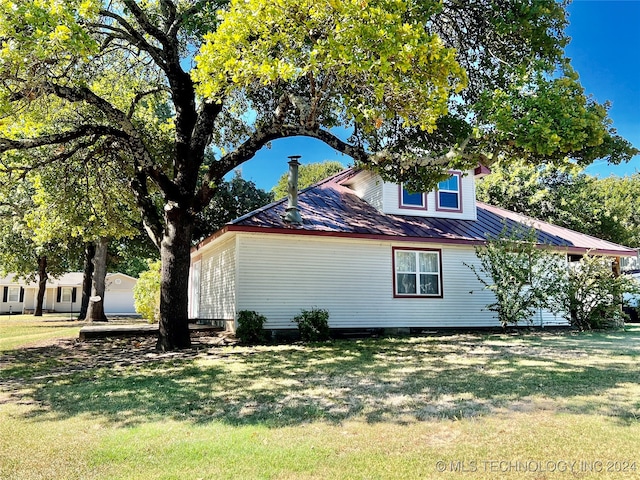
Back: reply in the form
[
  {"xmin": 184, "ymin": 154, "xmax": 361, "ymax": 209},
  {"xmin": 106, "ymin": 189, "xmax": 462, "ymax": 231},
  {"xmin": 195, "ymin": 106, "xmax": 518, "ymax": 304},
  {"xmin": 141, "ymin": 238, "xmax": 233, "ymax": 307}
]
[{"xmin": 216, "ymin": 168, "xmax": 635, "ymax": 256}]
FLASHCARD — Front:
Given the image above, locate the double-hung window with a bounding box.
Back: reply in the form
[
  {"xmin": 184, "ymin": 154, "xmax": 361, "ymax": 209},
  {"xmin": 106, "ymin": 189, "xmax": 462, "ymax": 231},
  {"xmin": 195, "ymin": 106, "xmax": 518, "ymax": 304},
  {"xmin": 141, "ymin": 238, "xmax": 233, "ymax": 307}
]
[
  {"xmin": 7, "ymin": 287, "xmax": 20, "ymax": 302},
  {"xmin": 437, "ymin": 174, "xmax": 461, "ymax": 211},
  {"xmin": 393, "ymin": 248, "xmax": 442, "ymax": 297},
  {"xmin": 61, "ymin": 287, "xmax": 73, "ymax": 303},
  {"xmin": 400, "ymin": 184, "xmax": 425, "ymax": 209}
]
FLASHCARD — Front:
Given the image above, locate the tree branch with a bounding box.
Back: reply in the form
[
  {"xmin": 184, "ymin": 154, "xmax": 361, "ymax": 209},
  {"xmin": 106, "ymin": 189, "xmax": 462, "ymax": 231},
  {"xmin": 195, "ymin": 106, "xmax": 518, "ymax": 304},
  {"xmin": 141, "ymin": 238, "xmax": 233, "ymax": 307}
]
[
  {"xmin": 127, "ymin": 88, "xmax": 168, "ymax": 119},
  {"xmin": 130, "ymin": 167, "xmax": 163, "ymax": 249},
  {"xmin": 215, "ymin": 124, "xmax": 368, "ymax": 178},
  {"xmin": 95, "ymin": 11, "xmax": 167, "ymax": 71},
  {"xmin": 9, "ymin": 81, "xmax": 178, "ymax": 201},
  {"xmin": 120, "ymin": 0, "xmax": 169, "ymax": 46},
  {"xmin": 190, "ymin": 101, "xmax": 223, "ymax": 157},
  {"xmin": 0, "ymin": 125, "xmax": 127, "ymax": 153},
  {"xmin": 194, "ymin": 124, "xmax": 369, "ymax": 211},
  {"xmin": 159, "ymin": 0, "xmax": 177, "ymax": 30}
]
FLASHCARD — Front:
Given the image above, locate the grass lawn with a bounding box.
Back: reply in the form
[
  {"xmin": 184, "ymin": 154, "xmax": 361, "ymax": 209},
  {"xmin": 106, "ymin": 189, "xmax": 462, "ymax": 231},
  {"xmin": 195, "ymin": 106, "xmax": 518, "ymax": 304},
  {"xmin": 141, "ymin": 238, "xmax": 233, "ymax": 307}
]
[
  {"xmin": 0, "ymin": 314, "xmax": 84, "ymax": 352},
  {"xmin": 1, "ymin": 319, "xmax": 640, "ymax": 479}
]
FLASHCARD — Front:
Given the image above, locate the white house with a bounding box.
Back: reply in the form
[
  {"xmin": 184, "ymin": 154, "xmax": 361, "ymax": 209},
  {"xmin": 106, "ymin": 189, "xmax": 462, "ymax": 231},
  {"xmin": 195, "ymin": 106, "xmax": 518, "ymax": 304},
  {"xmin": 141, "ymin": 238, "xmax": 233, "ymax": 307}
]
[
  {"xmin": 189, "ymin": 165, "xmax": 637, "ymax": 333},
  {"xmin": 0, "ymin": 272, "xmax": 138, "ymax": 315},
  {"xmin": 621, "ymin": 250, "xmax": 640, "ymax": 272}
]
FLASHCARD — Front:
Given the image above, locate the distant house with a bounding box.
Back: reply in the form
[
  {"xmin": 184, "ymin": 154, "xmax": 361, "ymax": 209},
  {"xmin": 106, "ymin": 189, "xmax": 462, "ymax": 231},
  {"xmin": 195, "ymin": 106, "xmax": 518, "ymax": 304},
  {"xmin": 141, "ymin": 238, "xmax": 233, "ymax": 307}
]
[
  {"xmin": 622, "ymin": 250, "xmax": 640, "ymax": 272},
  {"xmin": 0, "ymin": 272, "xmax": 138, "ymax": 315},
  {"xmin": 189, "ymin": 165, "xmax": 636, "ymax": 333}
]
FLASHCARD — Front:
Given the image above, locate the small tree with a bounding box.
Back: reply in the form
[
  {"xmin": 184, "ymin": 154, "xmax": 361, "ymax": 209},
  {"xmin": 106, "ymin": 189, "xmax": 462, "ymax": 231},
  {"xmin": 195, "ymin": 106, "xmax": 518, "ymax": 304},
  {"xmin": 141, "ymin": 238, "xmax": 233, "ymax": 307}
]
[
  {"xmin": 551, "ymin": 254, "xmax": 640, "ymax": 330},
  {"xmin": 133, "ymin": 260, "xmax": 161, "ymax": 323},
  {"xmin": 468, "ymin": 227, "xmax": 565, "ymax": 328}
]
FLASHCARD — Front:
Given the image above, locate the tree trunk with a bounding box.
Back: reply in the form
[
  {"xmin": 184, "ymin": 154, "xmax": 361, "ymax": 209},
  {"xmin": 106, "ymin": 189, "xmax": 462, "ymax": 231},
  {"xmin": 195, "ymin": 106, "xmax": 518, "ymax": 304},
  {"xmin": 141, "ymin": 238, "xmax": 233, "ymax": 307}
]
[
  {"xmin": 77, "ymin": 242, "xmax": 96, "ymax": 320},
  {"xmin": 34, "ymin": 256, "xmax": 48, "ymax": 317},
  {"xmin": 86, "ymin": 237, "xmax": 109, "ymax": 322},
  {"xmin": 157, "ymin": 206, "xmax": 193, "ymax": 351}
]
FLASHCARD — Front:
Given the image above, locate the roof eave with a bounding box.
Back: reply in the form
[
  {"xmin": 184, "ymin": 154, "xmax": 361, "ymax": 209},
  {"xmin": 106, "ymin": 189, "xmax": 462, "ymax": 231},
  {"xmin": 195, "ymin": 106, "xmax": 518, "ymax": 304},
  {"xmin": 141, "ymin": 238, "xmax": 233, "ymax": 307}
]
[{"xmin": 215, "ymin": 225, "xmax": 637, "ymax": 257}]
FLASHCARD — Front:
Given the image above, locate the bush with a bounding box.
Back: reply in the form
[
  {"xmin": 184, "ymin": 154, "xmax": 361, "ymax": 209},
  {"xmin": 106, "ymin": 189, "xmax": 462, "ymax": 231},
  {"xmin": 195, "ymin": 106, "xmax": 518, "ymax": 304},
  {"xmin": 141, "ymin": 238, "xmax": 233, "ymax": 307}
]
[
  {"xmin": 235, "ymin": 310, "xmax": 268, "ymax": 344},
  {"xmin": 550, "ymin": 254, "xmax": 640, "ymax": 330},
  {"xmin": 470, "ymin": 228, "xmax": 640, "ymax": 331},
  {"xmin": 467, "ymin": 226, "xmax": 565, "ymax": 328},
  {"xmin": 294, "ymin": 308, "xmax": 330, "ymax": 341},
  {"xmin": 133, "ymin": 260, "xmax": 161, "ymax": 323}
]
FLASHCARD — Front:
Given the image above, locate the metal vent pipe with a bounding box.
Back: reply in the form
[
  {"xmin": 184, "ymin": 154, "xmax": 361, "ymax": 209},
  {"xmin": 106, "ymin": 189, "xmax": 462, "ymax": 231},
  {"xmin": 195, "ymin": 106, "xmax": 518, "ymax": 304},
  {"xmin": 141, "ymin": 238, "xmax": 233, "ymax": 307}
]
[{"xmin": 283, "ymin": 155, "xmax": 303, "ymax": 225}]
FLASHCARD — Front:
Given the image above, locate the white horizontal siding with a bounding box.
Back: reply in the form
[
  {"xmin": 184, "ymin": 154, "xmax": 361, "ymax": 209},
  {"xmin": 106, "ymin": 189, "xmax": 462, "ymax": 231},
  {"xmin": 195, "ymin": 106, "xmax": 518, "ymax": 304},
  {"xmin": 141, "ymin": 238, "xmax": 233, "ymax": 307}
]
[
  {"xmin": 198, "ymin": 237, "xmax": 236, "ymax": 321},
  {"xmin": 533, "ymin": 308, "xmax": 570, "ymax": 327},
  {"xmin": 236, "ymin": 234, "xmax": 500, "ymax": 329},
  {"xmin": 382, "ymin": 170, "xmax": 477, "ymax": 220},
  {"xmin": 347, "ymin": 170, "xmax": 384, "ymax": 212}
]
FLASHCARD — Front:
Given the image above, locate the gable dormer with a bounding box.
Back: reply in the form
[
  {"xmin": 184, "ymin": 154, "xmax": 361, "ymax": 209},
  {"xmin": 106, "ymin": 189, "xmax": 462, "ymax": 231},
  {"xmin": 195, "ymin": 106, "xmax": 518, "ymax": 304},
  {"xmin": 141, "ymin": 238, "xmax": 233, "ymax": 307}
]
[{"xmin": 344, "ymin": 168, "xmax": 484, "ymax": 221}]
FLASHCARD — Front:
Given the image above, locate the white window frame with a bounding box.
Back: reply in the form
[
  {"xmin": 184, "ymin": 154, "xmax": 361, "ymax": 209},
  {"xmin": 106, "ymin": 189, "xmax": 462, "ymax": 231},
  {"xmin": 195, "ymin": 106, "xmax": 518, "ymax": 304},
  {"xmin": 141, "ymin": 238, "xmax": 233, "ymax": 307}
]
[
  {"xmin": 436, "ymin": 172, "xmax": 462, "ymax": 212},
  {"xmin": 7, "ymin": 286, "xmax": 20, "ymax": 302},
  {"xmin": 399, "ymin": 183, "xmax": 426, "ymax": 209},
  {"xmin": 393, "ymin": 247, "xmax": 443, "ymax": 298},
  {"xmin": 61, "ymin": 287, "xmax": 73, "ymax": 303}
]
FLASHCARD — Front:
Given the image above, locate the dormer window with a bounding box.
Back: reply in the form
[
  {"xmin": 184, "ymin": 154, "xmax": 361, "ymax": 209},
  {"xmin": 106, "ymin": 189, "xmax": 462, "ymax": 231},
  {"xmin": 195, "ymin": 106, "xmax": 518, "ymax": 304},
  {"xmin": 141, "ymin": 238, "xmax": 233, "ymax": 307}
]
[
  {"xmin": 385, "ymin": 170, "xmax": 470, "ymax": 218},
  {"xmin": 399, "ymin": 184, "xmax": 425, "ymax": 209},
  {"xmin": 437, "ymin": 173, "xmax": 462, "ymax": 212}
]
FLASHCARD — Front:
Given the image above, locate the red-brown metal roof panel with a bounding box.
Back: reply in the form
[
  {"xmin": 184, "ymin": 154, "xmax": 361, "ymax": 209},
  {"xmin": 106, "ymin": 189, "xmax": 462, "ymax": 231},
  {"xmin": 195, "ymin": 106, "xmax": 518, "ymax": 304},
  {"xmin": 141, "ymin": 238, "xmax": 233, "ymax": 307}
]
[{"xmin": 218, "ymin": 168, "xmax": 635, "ymax": 256}]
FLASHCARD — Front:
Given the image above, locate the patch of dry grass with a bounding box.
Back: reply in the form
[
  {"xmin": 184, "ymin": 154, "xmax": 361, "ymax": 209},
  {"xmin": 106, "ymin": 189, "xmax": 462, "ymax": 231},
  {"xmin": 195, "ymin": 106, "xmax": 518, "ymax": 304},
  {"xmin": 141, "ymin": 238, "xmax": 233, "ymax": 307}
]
[{"xmin": 1, "ymin": 327, "xmax": 640, "ymax": 478}]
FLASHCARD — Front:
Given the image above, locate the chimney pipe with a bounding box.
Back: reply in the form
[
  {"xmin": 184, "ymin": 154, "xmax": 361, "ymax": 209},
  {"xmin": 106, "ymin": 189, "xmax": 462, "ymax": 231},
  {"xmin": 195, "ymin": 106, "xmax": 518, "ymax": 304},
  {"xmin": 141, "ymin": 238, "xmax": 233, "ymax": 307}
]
[{"xmin": 283, "ymin": 155, "xmax": 303, "ymax": 225}]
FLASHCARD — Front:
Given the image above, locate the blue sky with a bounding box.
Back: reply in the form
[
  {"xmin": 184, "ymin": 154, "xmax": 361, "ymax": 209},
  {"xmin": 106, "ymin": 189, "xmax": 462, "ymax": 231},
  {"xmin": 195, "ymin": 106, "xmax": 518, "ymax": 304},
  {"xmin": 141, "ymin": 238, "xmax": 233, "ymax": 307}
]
[
  {"xmin": 235, "ymin": 1, "xmax": 640, "ymax": 191},
  {"xmin": 566, "ymin": 0, "xmax": 640, "ymax": 179}
]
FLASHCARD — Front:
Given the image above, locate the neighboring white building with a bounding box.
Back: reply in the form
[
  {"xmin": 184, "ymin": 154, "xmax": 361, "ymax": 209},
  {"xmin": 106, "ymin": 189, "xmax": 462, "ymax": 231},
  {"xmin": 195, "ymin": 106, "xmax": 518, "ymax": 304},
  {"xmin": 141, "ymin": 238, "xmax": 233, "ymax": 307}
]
[
  {"xmin": 621, "ymin": 250, "xmax": 640, "ymax": 272},
  {"xmin": 0, "ymin": 272, "xmax": 138, "ymax": 315},
  {"xmin": 189, "ymin": 167, "xmax": 637, "ymax": 333}
]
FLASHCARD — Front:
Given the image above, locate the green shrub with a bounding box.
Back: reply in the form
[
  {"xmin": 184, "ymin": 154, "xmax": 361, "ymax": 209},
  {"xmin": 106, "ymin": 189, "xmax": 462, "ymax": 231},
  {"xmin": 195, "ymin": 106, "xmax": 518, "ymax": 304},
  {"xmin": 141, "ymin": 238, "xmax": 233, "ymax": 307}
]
[
  {"xmin": 549, "ymin": 255, "xmax": 640, "ymax": 330},
  {"xmin": 133, "ymin": 260, "xmax": 161, "ymax": 323},
  {"xmin": 235, "ymin": 310, "xmax": 268, "ymax": 344},
  {"xmin": 467, "ymin": 226, "xmax": 565, "ymax": 328},
  {"xmin": 470, "ymin": 226, "xmax": 640, "ymax": 332},
  {"xmin": 294, "ymin": 308, "xmax": 330, "ymax": 341}
]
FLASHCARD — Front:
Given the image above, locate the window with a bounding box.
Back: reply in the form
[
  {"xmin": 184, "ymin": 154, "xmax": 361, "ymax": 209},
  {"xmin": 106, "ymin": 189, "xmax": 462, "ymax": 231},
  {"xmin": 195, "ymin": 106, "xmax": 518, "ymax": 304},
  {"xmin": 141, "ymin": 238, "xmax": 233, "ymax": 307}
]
[
  {"xmin": 393, "ymin": 248, "xmax": 442, "ymax": 297},
  {"xmin": 7, "ymin": 287, "xmax": 20, "ymax": 302},
  {"xmin": 437, "ymin": 174, "xmax": 461, "ymax": 211},
  {"xmin": 399, "ymin": 184, "xmax": 425, "ymax": 209},
  {"xmin": 61, "ymin": 287, "xmax": 73, "ymax": 303}
]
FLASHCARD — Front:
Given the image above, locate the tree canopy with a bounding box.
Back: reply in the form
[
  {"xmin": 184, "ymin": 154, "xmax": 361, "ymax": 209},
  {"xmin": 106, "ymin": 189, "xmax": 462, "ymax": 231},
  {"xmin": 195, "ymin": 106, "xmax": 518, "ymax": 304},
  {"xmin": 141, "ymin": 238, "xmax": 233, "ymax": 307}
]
[
  {"xmin": 193, "ymin": 171, "xmax": 274, "ymax": 243},
  {"xmin": 0, "ymin": 0, "xmax": 636, "ymax": 349},
  {"xmin": 272, "ymin": 161, "xmax": 345, "ymax": 199},
  {"xmin": 476, "ymin": 159, "xmax": 640, "ymax": 248}
]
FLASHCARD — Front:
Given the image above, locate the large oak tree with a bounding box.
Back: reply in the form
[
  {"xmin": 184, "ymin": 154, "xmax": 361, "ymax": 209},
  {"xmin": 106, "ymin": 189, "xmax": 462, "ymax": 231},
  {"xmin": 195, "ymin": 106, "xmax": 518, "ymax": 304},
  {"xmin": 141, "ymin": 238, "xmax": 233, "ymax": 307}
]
[{"xmin": 0, "ymin": 0, "xmax": 636, "ymax": 349}]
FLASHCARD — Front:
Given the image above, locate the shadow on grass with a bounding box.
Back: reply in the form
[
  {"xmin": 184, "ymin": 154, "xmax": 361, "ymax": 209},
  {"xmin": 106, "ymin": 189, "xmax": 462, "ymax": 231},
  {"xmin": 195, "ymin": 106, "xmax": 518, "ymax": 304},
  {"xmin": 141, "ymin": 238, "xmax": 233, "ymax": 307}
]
[{"xmin": 1, "ymin": 329, "xmax": 639, "ymax": 428}]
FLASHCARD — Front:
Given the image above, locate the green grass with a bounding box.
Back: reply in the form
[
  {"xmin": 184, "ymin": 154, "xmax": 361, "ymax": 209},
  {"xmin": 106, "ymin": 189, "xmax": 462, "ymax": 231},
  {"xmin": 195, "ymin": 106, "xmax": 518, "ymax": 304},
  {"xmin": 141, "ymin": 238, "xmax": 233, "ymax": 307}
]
[
  {"xmin": 2, "ymin": 323, "xmax": 640, "ymax": 479},
  {"xmin": 0, "ymin": 314, "xmax": 84, "ymax": 351}
]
